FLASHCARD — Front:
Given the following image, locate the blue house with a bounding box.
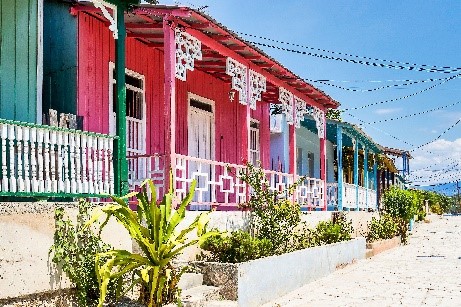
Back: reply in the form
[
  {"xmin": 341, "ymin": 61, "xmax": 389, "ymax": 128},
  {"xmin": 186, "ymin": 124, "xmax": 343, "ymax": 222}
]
[{"xmin": 270, "ymin": 112, "xmax": 408, "ymax": 211}]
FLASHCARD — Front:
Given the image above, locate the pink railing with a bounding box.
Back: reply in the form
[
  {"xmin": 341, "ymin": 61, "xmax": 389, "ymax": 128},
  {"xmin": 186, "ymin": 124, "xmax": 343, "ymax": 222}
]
[{"xmin": 127, "ymin": 153, "xmax": 324, "ymax": 210}]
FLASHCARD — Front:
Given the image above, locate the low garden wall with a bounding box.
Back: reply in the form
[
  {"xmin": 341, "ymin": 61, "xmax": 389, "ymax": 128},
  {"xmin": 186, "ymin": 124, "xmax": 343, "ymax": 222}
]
[
  {"xmin": 0, "ymin": 202, "xmax": 132, "ymax": 300},
  {"xmin": 196, "ymin": 237, "xmax": 366, "ymax": 307},
  {"xmin": 366, "ymin": 236, "xmax": 401, "ymax": 257}
]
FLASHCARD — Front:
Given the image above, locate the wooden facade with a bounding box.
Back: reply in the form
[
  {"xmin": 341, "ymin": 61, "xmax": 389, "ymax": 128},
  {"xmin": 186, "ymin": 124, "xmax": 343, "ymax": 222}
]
[{"xmin": 0, "ymin": 0, "xmax": 40, "ymax": 123}]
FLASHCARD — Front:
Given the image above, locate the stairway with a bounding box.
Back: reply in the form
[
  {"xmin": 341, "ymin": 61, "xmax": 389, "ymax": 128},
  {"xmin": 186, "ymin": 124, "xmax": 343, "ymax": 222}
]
[{"xmin": 176, "ymin": 273, "xmax": 237, "ymax": 307}]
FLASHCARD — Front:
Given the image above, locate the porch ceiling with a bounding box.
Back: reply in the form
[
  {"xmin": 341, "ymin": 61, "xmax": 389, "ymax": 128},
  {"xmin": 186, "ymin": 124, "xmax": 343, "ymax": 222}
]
[
  {"xmin": 300, "ymin": 118, "xmax": 382, "ymax": 153},
  {"xmin": 72, "ymin": 2, "xmax": 339, "ymax": 110}
]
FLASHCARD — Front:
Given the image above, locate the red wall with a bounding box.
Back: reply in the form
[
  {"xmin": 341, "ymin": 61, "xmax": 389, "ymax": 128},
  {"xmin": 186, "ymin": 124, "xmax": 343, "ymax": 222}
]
[{"xmin": 77, "ymin": 13, "xmax": 270, "ymax": 168}]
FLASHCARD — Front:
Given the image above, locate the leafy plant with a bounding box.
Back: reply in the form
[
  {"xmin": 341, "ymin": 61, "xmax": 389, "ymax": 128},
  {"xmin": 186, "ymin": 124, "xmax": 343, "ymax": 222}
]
[
  {"xmin": 366, "ymin": 214, "xmax": 398, "ymax": 243},
  {"xmin": 382, "ymin": 187, "xmax": 418, "ymax": 244},
  {"xmin": 86, "ymin": 178, "xmax": 216, "ymax": 307},
  {"xmin": 200, "ymin": 230, "xmax": 273, "ymax": 263},
  {"xmin": 238, "ymin": 163, "xmax": 302, "ymax": 254},
  {"xmin": 314, "ymin": 214, "xmax": 354, "ymax": 245},
  {"xmin": 49, "ymin": 200, "xmax": 116, "ymax": 307}
]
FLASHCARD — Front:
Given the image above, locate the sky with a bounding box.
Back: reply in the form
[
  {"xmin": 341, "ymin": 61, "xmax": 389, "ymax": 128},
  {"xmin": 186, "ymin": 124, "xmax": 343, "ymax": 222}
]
[{"xmin": 160, "ymin": 0, "xmax": 461, "ymax": 192}]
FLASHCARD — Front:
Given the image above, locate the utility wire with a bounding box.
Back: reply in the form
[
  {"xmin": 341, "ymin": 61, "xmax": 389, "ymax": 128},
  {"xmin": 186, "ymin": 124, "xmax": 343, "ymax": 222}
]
[
  {"xmin": 309, "ymin": 76, "xmax": 454, "ymax": 92},
  {"xmin": 411, "ymin": 118, "xmax": 461, "ymax": 151},
  {"xmin": 366, "ymin": 101, "xmax": 461, "ymax": 124},
  {"xmin": 343, "ymin": 73, "xmax": 461, "ymax": 111},
  {"xmin": 243, "ymin": 38, "xmax": 461, "ymax": 74}
]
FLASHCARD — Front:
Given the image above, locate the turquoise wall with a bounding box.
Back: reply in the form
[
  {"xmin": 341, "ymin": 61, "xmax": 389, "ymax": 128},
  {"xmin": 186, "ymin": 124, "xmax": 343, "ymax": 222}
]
[
  {"xmin": 42, "ymin": 0, "xmax": 77, "ymax": 115},
  {"xmin": 296, "ymin": 126, "xmax": 335, "ymax": 182},
  {"xmin": 0, "ymin": 0, "xmax": 38, "ymax": 122},
  {"xmin": 269, "ymin": 114, "xmax": 335, "ymax": 182}
]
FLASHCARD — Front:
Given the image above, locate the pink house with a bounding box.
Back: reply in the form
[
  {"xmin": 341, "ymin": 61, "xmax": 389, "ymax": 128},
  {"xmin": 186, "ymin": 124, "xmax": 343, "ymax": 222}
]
[{"xmin": 44, "ymin": 3, "xmax": 339, "ymax": 209}]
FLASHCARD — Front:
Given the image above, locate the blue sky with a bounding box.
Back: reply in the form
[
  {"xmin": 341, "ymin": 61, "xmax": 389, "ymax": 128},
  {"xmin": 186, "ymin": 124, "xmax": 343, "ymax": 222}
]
[{"xmin": 160, "ymin": 0, "xmax": 461, "ymax": 190}]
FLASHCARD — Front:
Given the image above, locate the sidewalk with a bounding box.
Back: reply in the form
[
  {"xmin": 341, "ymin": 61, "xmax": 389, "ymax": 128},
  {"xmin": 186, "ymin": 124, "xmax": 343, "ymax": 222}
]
[{"xmin": 263, "ymin": 215, "xmax": 461, "ymax": 306}]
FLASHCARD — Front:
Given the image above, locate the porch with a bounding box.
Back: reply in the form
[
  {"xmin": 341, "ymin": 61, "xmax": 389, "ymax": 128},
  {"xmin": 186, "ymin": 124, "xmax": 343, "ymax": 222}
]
[{"xmin": 0, "ymin": 118, "xmax": 115, "ymax": 198}]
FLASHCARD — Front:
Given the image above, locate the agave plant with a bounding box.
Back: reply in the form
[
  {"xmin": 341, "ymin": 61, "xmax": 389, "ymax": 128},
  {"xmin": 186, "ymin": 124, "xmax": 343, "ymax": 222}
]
[{"xmin": 86, "ymin": 177, "xmax": 214, "ymax": 307}]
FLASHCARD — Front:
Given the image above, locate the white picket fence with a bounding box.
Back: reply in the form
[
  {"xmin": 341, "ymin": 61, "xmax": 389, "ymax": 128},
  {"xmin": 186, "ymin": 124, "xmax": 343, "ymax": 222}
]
[{"xmin": 0, "ymin": 120, "xmax": 115, "ymax": 196}]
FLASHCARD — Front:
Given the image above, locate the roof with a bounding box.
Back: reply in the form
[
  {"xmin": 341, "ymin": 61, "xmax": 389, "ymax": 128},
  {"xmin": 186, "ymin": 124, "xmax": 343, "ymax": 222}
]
[
  {"xmin": 72, "ymin": 3, "xmax": 339, "ymax": 109},
  {"xmin": 301, "ymin": 117, "xmax": 382, "ymax": 153},
  {"xmin": 381, "ymin": 146, "xmax": 413, "ymax": 159}
]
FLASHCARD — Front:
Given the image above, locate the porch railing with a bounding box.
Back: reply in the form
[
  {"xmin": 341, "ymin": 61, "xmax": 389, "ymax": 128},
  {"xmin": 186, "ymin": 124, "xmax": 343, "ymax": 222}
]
[
  {"xmin": 127, "ymin": 153, "xmax": 325, "ymax": 209},
  {"xmin": 0, "ymin": 119, "xmax": 115, "ymax": 197},
  {"xmin": 343, "ymin": 183, "xmax": 356, "ymax": 209},
  {"xmin": 342, "ymin": 183, "xmax": 377, "ymax": 210},
  {"xmin": 326, "ymin": 182, "xmax": 338, "ymax": 208}
]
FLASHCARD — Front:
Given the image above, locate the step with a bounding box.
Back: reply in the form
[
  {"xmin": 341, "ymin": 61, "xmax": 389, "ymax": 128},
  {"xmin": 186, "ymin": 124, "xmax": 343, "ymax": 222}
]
[
  {"xmin": 181, "ymin": 285, "xmax": 222, "ymax": 307},
  {"xmin": 366, "ymin": 248, "xmax": 374, "ymax": 258},
  {"xmin": 179, "ymin": 273, "xmax": 204, "ymax": 291},
  {"xmin": 203, "ymin": 300, "xmax": 238, "ymax": 307}
]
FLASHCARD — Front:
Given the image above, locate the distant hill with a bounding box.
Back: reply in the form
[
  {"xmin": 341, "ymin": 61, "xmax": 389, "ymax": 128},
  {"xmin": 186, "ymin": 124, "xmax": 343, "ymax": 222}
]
[{"xmin": 414, "ymin": 182, "xmax": 458, "ymax": 196}]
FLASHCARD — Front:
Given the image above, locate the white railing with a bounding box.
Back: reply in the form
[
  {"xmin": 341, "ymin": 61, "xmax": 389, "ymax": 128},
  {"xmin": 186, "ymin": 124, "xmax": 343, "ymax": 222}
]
[
  {"xmin": 342, "ymin": 183, "xmax": 377, "ymax": 210},
  {"xmin": 175, "ymin": 154, "xmax": 247, "ymax": 209},
  {"xmin": 367, "ymin": 188, "xmax": 377, "ymax": 210},
  {"xmin": 0, "ymin": 120, "xmax": 115, "ymax": 196},
  {"xmin": 127, "ymin": 153, "xmax": 165, "ymax": 199},
  {"xmin": 357, "ymin": 186, "xmax": 367, "ymax": 209},
  {"xmin": 326, "ymin": 183, "xmax": 338, "ymax": 208},
  {"xmin": 342, "ymin": 183, "xmax": 357, "ymax": 209},
  {"xmin": 128, "ymin": 153, "xmax": 324, "ymax": 209}
]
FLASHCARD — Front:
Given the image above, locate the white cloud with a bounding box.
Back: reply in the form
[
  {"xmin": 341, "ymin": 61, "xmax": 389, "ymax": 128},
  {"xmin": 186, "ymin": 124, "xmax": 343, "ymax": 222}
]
[
  {"xmin": 409, "ymin": 138, "xmax": 461, "ymax": 186},
  {"xmin": 374, "ymin": 108, "xmax": 402, "ymax": 115}
]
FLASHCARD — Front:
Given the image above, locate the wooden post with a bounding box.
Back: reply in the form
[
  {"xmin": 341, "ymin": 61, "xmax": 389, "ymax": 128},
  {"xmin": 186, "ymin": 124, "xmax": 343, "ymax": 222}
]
[
  {"xmin": 289, "ymin": 100, "xmax": 296, "ymax": 205},
  {"xmin": 336, "ymin": 125, "xmax": 343, "ymax": 211},
  {"xmin": 319, "ymin": 112, "xmax": 327, "ymax": 210},
  {"xmin": 373, "ymin": 154, "xmax": 378, "ymax": 210},
  {"xmin": 353, "ymin": 139, "xmax": 359, "ymax": 210},
  {"xmin": 163, "ymin": 15, "xmax": 176, "ymax": 193},
  {"xmin": 364, "ymin": 147, "xmax": 369, "ymax": 210},
  {"xmin": 114, "ymin": 3, "xmax": 128, "ymax": 196}
]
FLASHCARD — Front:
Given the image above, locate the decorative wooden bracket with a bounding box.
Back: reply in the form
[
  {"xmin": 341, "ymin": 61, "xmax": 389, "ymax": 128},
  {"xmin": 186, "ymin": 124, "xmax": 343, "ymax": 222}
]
[
  {"xmin": 311, "ymin": 106, "xmax": 325, "ymax": 139},
  {"xmin": 91, "ymin": 0, "xmax": 118, "ymax": 39},
  {"xmin": 226, "ymin": 57, "xmax": 248, "ymax": 105},
  {"xmin": 175, "ymin": 28, "xmax": 202, "ymax": 81}
]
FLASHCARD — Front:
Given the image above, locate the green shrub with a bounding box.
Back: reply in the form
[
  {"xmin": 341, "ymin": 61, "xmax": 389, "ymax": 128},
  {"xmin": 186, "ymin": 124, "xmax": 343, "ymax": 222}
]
[
  {"xmin": 86, "ymin": 178, "xmax": 216, "ymax": 307},
  {"xmin": 382, "ymin": 187, "xmax": 418, "ymax": 244},
  {"xmin": 200, "ymin": 230, "xmax": 273, "ymax": 263},
  {"xmin": 314, "ymin": 214, "xmax": 353, "ymax": 245},
  {"xmin": 49, "ymin": 200, "xmax": 116, "ymax": 307},
  {"xmin": 366, "ymin": 214, "xmax": 398, "ymax": 243},
  {"xmin": 238, "ymin": 163, "xmax": 301, "ymax": 254}
]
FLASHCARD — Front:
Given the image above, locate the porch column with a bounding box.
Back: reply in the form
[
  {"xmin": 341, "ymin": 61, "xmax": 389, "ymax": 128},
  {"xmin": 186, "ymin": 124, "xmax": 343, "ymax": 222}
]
[
  {"xmin": 364, "ymin": 147, "xmax": 369, "ymax": 210},
  {"xmin": 163, "ymin": 16, "xmax": 176, "ymax": 191},
  {"xmin": 373, "ymin": 154, "xmax": 378, "ymax": 210},
  {"xmin": 114, "ymin": 3, "xmax": 128, "ymax": 196},
  {"xmin": 336, "ymin": 125, "xmax": 343, "ymax": 211},
  {"xmin": 319, "ymin": 112, "xmax": 327, "ymax": 210},
  {"xmin": 353, "ymin": 139, "xmax": 359, "ymax": 210},
  {"xmin": 288, "ymin": 103, "xmax": 297, "ymax": 205}
]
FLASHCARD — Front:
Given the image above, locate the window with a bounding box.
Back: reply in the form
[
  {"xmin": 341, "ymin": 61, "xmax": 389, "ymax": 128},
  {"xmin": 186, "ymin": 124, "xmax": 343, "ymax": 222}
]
[
  {"xmin": 296, "ymin": 147, "xmax": 303, "ymax": 175},
  {"xmin": 250, "ymin": 120, "xmax": 260, "ymax": 166}
]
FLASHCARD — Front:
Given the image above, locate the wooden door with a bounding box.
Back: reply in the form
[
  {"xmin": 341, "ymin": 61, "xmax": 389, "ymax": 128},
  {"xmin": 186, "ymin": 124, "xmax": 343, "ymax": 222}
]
[{"xmin": 188, "ymin": 98, "xmax": 214, "ymax": 205}]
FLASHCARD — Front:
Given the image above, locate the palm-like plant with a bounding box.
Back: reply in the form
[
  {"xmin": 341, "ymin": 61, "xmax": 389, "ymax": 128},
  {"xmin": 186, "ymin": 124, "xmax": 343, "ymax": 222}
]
[{"xmin": 87, "ymin": 178, "xmax": 214, "ymax": 307}]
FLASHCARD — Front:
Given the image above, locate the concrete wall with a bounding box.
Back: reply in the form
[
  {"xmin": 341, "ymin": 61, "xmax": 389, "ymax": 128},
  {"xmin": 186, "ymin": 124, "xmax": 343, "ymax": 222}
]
[
  {"xmin": 237, "ymin": 237, "xmax": 366, "ymax": 306},
  {"xmin": 0, "ymin": 202, "xmax": 132, "ymax": 299}
]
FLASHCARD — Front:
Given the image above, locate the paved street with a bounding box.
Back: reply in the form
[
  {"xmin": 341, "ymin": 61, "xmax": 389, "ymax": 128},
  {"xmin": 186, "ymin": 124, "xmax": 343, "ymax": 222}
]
[{"xmin": 264, "ymin": 215, "xmax": 461, "ymax": 307}]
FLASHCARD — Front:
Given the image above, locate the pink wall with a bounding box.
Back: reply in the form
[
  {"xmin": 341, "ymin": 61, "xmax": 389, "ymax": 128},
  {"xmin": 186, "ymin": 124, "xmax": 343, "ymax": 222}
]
[{"xmin": 77, "ymin": 13, "xmax": 270, "ymax": 168}]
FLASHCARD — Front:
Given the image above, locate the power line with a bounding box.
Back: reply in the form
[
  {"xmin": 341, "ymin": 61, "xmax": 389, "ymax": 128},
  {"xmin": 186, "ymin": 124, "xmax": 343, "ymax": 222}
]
[
  {"xmin": 311, "ymin": 77, "xmax": 455, "ymax": 83},
  {"xmin": 309, "ymin": 76, "xmax": 455, "ymax": 92},
  {"xmin": 366, "ymin": 101, "xmax": 461, "ymax": 124},
  {"xmin": 343, "ymin": 73, "xmax": 461, "ymax": 111},
  {"xmin": 238, "ymin": 32, "xmax": 461, "ymax": 73},
  {"xmin": 411, "ymin": 118, "xmax": 461, "ymax": 151}
]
